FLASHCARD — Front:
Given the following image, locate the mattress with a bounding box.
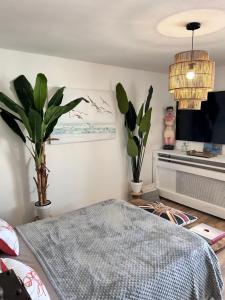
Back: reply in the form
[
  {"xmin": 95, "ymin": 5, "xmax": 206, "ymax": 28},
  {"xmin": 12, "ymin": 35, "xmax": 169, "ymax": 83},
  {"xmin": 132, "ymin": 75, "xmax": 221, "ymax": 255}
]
[{"xmin": 15, "ymin": 199, "xmax": 223, "ymax": 300}]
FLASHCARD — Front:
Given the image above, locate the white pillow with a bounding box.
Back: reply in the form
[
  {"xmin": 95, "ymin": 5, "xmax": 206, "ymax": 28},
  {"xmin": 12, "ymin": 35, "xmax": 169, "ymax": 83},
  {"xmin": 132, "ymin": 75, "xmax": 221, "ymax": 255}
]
[
  {"xmin": 0, "ymin": 258, "xmax": 50, "ymax": 300},
  {"xmin": 0, "ymin": 218, "xmax": 19, "ymax": 256}
]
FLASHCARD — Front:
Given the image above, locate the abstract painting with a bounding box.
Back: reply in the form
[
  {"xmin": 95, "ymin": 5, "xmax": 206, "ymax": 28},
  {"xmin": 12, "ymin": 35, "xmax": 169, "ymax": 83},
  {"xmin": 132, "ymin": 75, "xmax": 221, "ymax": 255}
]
[{"xmin": 49, "ymin": 88, "xmax": 116, "ymax": 144}]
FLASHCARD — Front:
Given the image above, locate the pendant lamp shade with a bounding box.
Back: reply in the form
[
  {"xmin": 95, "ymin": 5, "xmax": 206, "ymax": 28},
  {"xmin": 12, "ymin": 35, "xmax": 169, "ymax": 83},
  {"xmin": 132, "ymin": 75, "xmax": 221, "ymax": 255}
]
[{"xmin": 168, "ymin": 23, "xmax": 215, "ymax": 110}]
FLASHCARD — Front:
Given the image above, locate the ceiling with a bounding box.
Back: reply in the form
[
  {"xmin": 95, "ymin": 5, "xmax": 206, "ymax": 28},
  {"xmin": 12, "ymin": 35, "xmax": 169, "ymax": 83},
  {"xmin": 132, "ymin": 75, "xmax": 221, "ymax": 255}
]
[{"xmin": 0, "ymin": 0, "xmax": 225, "ymax": 73}]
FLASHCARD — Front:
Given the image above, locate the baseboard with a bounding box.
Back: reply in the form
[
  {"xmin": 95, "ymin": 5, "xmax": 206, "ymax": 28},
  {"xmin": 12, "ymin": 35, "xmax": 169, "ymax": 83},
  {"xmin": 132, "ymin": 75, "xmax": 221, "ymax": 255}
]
[
  {"xmin": 142, "ymin": 183, "xmax": 157, "ymax": 193},
  {"xmin": 158, "ymin": 188, "xmax": 225, "ymax": 220}
]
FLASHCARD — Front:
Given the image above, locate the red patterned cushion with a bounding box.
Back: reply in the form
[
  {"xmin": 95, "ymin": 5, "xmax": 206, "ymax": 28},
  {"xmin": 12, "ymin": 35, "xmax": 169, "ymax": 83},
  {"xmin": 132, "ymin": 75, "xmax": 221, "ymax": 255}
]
[
  {"xmin": 0, "ymin": 218, "xmax": 19, "ymax": 256},
  {"xmin": 0, "ymin": 258, "xmax": 50, "ymax": 300},
  {"xmin": 0, "ymin": 259, "xmax": 7, "ymax": 272}
]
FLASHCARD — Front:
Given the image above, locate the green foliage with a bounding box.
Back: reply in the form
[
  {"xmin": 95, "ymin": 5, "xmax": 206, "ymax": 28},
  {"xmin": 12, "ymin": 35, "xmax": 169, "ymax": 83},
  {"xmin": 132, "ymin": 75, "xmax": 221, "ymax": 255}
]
[
  {"xmin": 133, "ymin": 136, "xmax": 140, "ymax": 151},
  {"xmin": 43, "ymin": 118, "xmax": 59, "ymax": 141},
  {"xmin": 116, "ymin": 83, "xmax": 153, "ymax": 183},
  {"xmin": 125, "ymin": 102, "xmax": 137, "ymax": 132},
  {"xmin": 44, "ymin": 98, "xmax": 85, "ymax": 126},
  {"xmin": 116, "ymin": 83, "xmax": 129, "ymax": 114},
  {"xmin": 145, "ymin": 85, "xmax": 153, "ymax": 113},
  {"xmin": 136, "ymin": 103, "xmax": 144, "ymax": 126},
  {"xmin": 127, "ymin": 137, "xmax": 138, "ymax": 157},
  {"xmin": 139, "ymin": 107, "xmax": 152, "ymax": 133},
  {"xmin": 0, "ymin": 92, "xmax": 23, "ymax": 113},
  {"xmin": 0, "ymin": 73, "xmax": 88, "ymax": 168},
  {"xmin": 13, "ymin": 75, "xmax": 34, "ymax": 111},
  {"xmin": 48, "ymin": 87, "xmax": 65, "ymax": 107},
  {"xmin": 0, "ymin": 110, "xmax": 26, "ymax": 143},
  {"xmin": 143, "ymin": 127, "xmax": 150, "ymax": 147},
  {"xmin": 16, "ymin": 106, "xmax": 33, "ymax": 137},
  {"xmin": 29, "ymin": 109, "xmax": 42, "ymax": 142},
  {"xmin": 34, "ymin": 73, "xmax": 47, "ymax": 111}
]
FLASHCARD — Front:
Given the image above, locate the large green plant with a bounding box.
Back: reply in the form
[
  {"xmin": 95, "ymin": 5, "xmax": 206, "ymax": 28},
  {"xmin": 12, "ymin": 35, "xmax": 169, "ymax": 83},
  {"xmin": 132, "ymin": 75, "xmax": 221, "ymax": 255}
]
[
  {"xmin": 0, "ymin": 74, "xmax": 88, "ymax": 206},
  {"xmin": 116, "ymin": 83, "xmax": 153, "ymax": 183}
]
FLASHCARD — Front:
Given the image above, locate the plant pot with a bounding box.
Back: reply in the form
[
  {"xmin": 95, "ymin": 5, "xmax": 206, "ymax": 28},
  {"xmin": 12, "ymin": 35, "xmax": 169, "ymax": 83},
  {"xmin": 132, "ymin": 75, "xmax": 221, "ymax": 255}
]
[
  {"xmin": 130, "ymin": 181, "xmax": 143, "ymax": 193},
  {"xmin": 35, "ymin": 200, "xmax": 52, "ymax": 220}
]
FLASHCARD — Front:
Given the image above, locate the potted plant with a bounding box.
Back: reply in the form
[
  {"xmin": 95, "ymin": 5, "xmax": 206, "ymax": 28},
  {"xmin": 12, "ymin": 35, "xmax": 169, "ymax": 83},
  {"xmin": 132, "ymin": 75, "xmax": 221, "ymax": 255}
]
[
  {"xmin": 116, "ymin": 83, "xmax": 153, "ymax": 193},
  {"xmin": 0, "ymin": 73, "xmax": 88, "ymax": 219}
]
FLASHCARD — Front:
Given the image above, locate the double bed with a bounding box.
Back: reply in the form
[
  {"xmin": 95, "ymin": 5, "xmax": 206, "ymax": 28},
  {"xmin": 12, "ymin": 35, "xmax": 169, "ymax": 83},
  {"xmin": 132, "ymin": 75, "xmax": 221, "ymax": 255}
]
[{"xmin": 13, "ymin": 199, "xmax": 223, "ymax": 299}]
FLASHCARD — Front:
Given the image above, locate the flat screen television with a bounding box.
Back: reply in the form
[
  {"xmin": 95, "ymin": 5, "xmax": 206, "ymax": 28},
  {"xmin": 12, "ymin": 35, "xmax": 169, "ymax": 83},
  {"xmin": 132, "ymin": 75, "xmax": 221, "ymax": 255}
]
[{"xmin": 176, "ymin": 91, "xmax": 225, "ymax": 144}]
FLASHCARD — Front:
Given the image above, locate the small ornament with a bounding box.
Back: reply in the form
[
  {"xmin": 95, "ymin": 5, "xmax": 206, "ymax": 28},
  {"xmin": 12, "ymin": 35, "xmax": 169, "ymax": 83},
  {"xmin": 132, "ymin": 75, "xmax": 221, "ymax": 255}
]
[{"xmin": 163, "ymin": 106, "xmax": 175, "ymax": 150}]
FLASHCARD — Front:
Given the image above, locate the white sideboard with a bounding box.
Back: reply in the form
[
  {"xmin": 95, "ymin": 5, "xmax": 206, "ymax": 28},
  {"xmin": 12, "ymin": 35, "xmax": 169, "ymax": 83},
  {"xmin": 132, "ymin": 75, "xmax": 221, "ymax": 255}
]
[{"xmin": 153, "ymin": 149, "xmax": 225, "ymax": 219}]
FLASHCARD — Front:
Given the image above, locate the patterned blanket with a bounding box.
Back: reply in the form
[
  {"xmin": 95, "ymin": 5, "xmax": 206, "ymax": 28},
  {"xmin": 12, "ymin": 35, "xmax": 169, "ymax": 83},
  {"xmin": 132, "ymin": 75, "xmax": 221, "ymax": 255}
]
[{"xmin": 17, "ymin": 199, "xmax": 223, "ymax": 300}]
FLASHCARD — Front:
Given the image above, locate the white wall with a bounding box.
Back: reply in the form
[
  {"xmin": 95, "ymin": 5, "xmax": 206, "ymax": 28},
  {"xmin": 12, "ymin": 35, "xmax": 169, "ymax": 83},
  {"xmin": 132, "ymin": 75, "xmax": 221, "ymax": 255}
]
[
  {"xmin": 174, "ymin": 66, "xmax": 225, "ymax": 152},
  {"xmin": 215, "ymin": 65, "xmax": 225, "ymax": 91},
  {"xmin": 0, "ymin": 48, "xmax": 168, "ymax": 225}
]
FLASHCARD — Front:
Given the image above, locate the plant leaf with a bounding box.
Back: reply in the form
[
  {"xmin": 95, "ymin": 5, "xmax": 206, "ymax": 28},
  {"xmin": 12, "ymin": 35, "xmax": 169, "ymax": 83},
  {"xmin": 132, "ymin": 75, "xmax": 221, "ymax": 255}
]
[
  {"xmin": 139, "ymin": 108, "xmax": 152, "ymax": 133},
  {"xmin": 16, "ymin": 107, "xmax": 33, "ymax": 138},
  {"xmin": 28, "ymin": 109, "xmax": 43, "ymax": 143},
  {"xmin": 143, "ymin": 126, "xmax": 151, "ymax": 146},
  {"xmin": 145, "ymin": 85, "xmax": 153, "ymax": 113},
  {"xmin": 0, "ymin": 92, "xmax": 23, "ymax": 113},
  {"xmin": 34, "ymin": 73, "xmax": 47, "ymax": 111},
  {"xmin": 44, "ymin": 106, "xmax": 60, "ymax": 125},
  {"xmin": 13, "ymin": 75, "xmax": 34, "ymax": 111},
  {"xmin": 35, "ymin": 142, "xmax": 42, "ymax": 160},
  {"xmin": 0, "ymin": 108, "xmax": 22, "ymax": 123},
  {"xmin": 48, "ymin": 87, "xmax": 65, "ymax": 107},
  {"xmin": 127, "ymin": 136, "xmax": 138, "ymax": 157},
  {"xmin": 43, "ymin": 118, "xmax": 59, "ymax": 141},
  {"xmin": 138, "ymin": 129, "xmax": 143, "ymax": 139},
  {"xmin": 131, "ymin": 156, "xmax": 137, "ymax": 182},
  {"xmin": 0, "ymin": 92, "xmax": 33, "ymax": 138},
  {"xmin": 133, "ymin": 135, "xmax": 140, "ymax": 151},
  {"xmin": 137, "ymin": 103, "xmax": 144, "ymax": 126},
  {"xmin": 44, "ymin": 97, "xmax": 88, "ymax": 125},
  {"xmin": 125, "ymin": 101, "xmax": 137, "ymax": 132},
  {"xmin": 116, "ymin": 83, "xmax": 129, "ymax": 114},
  {"xmin": 0, "ymin": 110, "xmax": 26, "ymax": 143}
]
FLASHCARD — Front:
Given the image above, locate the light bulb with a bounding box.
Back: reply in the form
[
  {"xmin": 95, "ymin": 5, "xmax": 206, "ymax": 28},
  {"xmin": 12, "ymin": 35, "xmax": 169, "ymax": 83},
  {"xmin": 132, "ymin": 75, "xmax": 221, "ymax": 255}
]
[{"xmin": 186, "ymin": 70, "xmax": 195, "ymax": 80}]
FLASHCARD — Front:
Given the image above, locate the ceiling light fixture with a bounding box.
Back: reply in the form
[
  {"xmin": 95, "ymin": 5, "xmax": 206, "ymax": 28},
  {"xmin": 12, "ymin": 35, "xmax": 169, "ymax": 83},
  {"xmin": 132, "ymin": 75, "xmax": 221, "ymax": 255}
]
[{"xmin": 168, "ymin": 22, "xmax": 215, "ymax": 110}]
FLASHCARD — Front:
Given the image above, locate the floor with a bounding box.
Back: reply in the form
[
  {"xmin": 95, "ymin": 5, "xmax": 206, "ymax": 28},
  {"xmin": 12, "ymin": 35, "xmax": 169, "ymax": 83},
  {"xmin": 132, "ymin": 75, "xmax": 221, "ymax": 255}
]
[{"xmin": 159, "ymin": 197, "xmax": 225, "ymax": 297}]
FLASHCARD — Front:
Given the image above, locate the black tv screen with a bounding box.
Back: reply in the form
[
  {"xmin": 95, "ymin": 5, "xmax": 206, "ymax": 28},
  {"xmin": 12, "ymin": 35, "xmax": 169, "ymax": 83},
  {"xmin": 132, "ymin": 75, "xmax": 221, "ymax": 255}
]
[{"xmin": 176, "ymin": 91, "xmax": 225, "ymax": 144}]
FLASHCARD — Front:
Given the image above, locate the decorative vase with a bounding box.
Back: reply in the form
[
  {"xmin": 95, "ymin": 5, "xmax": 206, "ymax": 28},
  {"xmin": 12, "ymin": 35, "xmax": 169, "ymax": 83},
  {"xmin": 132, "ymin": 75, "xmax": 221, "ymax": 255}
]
[
  {"xmin": 130, "ymin": 181, "xmax": 143, "ymax": 193},
  {"xmin": 35, "ymin": 200, "xmax": 52, "ymax": 220}
]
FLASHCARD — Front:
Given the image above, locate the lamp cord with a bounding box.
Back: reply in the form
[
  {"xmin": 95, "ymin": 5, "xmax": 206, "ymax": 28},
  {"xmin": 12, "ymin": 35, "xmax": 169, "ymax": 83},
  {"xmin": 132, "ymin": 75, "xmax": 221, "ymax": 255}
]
[{"xmin": 191, "ymin": 29, "xmax": 194, "ymax": 61}]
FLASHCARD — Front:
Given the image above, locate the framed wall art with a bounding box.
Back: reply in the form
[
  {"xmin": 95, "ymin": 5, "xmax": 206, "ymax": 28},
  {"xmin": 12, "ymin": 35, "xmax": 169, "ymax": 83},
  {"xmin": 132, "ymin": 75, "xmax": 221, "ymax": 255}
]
[{"xmin": 49, "ymin": 87, "xmax": 116, "ymax": 144}]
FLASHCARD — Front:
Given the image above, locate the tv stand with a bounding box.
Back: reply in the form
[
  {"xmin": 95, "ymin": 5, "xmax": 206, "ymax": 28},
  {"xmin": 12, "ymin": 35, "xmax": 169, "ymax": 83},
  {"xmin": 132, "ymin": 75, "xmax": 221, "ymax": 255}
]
[{"xmin": 153, "ymin": 150, "xmax": 225, "ymax": 219}]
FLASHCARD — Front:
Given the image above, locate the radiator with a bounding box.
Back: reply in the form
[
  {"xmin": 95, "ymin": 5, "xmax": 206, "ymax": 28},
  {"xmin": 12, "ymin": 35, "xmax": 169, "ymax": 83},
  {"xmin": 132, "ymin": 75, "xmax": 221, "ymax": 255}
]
[
  {"xmin": 154, "ymin": 150, "xmax": 225, "ymax": 219},
  {"xmin": 176, "ymin": 171, "xmax": 225, "ymax": 208}
]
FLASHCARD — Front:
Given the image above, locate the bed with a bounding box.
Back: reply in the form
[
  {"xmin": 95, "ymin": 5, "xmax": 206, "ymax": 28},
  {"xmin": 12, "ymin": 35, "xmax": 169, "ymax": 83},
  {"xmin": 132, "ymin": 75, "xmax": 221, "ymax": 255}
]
[{"xmin": 14, "ymin": 199, "xmax": 223, "ymax": 300}]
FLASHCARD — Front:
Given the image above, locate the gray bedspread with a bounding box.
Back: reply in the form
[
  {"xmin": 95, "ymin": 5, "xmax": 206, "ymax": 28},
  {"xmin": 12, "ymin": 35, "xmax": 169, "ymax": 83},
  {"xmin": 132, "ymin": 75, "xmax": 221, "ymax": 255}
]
[{"xmin": 17, "ymin": 199, "xmax": 223, "ymax": 300}]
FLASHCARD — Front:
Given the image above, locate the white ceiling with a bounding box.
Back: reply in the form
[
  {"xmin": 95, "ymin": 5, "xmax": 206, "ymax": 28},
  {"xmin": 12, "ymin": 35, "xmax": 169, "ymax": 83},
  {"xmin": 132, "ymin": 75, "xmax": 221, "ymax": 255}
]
[{"xmin": 0, "ymin": 0, "xmax": 225, "ymax": 73}]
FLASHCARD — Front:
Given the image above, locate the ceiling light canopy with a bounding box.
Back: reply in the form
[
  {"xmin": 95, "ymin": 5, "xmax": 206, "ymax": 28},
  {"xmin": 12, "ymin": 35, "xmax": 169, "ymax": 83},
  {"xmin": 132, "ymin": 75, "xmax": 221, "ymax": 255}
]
[{"xmin": 168, "ymin": 22, "xmax": 215, "ymax": 110}]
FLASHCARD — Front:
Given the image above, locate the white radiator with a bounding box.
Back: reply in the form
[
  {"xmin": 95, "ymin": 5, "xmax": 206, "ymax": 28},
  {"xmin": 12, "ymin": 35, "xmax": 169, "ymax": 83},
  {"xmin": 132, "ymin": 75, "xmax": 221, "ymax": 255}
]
[
  {"xmin": 153, "ymin": 150, "xmax": 225, "ymax": 219},
  {"xmin": 176, "ymin": 171, "xmax": 225, "ymax": 208}
]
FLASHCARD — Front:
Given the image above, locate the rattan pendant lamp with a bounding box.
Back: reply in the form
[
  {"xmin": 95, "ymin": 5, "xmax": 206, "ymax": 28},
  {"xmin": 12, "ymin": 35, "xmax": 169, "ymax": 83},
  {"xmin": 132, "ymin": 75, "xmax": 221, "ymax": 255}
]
[{"xmin": 169, "ymin": 22, "xmax": 215, "ymax": 110}]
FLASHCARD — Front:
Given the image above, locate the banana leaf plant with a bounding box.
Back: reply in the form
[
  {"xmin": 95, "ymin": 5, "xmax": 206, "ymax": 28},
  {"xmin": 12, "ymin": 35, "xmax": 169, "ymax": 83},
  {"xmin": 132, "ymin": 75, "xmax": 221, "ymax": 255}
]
[
  {"xmin": 116, "ymin": 83, "xmax": 153, "ymax": 183},
  {"xmin": 0, "ymin": 74, "xmax": 88, "ymax": 207}
]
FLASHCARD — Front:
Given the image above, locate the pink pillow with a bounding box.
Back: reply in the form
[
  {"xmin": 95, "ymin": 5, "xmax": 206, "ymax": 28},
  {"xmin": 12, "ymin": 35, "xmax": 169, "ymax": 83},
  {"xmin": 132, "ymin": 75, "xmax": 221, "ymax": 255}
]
[
  {"xmin": 0, "ymin": 218, "xmax": 19, "ymax": 256},
  {"xmin": 0, "ymin": 258, "xmax": 50, "ymax": 300}
]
